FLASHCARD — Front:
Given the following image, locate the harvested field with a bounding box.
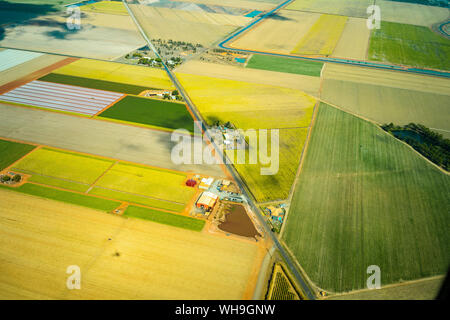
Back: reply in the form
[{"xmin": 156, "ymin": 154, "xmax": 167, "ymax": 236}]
[
  {"xmin": 0, "ymin": 80, "xmax": 125, "ymax": 116},
  {"xmin": 0, "ymin": 189, "xmax": 259, "ymax": 299},
  {"xmin": 53, "ymin": 59, "xmax": 174, "ymax": 90},
  {"xmin": 369, "ymin": 21, "xmax": 450, "ymax": 70},
  {"xmin": 228, "ymin": 128, "xmax": 308, "ymax": 202},
  {"xmin": 98, "ymin": 96, "xmax": 194, "ymax": 132},
  {"xmin": 129, "ymin": 4, "xmax": 250, "ymax": 46},
  {"xmin": 39, "ymin": 73, "xmax": 151, "ymax": 95},
  {"xmin": 176, "ymin": 73, "xmax": 316, "ymax": 129},
  {"xmin": 218, "ymin": 203, "xmax": 260, "ymax": 238},
  {"xmin": 286, "ymin": 0, "xmax": 373, "ymax": 18},
  {"xmin": 292, "ymin": 14, "xmax": 347, "ymax": 55},
  {"xmin": 124, "ymin": 206, "xmax": 205, "ymax": 231},
  {"xmin": 246, "ymin": 54, "xmax": 324, "ymax": 77},
  {"xmin": 81, "ymin": 0, "xmax": 128, "ymax": 15},
  {"xmin": 283, "ymin": 103, "xmax": 450, "ymax": 293},
  {"xmin": 377, "ymin": 0, "xmax": 449, "ymax": 27},
  {"xmin": 173, "ymin": 0, "xmax": 279, "ymax": 10},
  {"xmin": 0, "ymin": 104, "xmax": 225, "ymax": 177},
  {"xmin": 0, "ymin": 53, "xmax": 67, "ymax": 87},
  {"xmin": 321, "ymin": 64, "xmax": 450, "ymax": 137},
  {"xmin": 0, "ymin": 13, "xmax": 145, "ymax": 60},
  {"xmin": 230, "ymin": 10, "xmax": 321, "ymax": 54},
  {"xmin": 0, "ymin": 138, "xmax": 35, "ymax": 171},
  {"xmin": 175, "ymin": 60, "xmax": 321, "ymax": 96},
  {"xmin": 0, "ymin": 49, "xmax": 42, "ymax": 72},
  {"xmin": 332, "ymin": 17, "xmax": 370, "ymax": 60}
]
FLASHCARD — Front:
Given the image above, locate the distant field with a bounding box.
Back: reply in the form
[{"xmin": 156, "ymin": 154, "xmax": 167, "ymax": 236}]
[
  {"xmin": 332, "ymin": 17, "xmax": 370, "ymax": 60},
  {"xmin": 0, "ymin": 139, "xmax": 35, "ymax": 171},
  {"xmin": 321, "ymin": 64, "xmax": 450, "ymax": 137},
  {"xmin": 176, "ymin": 73, "xmax": 316, "ymax": 129},
  {"xmin": 13, "ymin": 148, "xmax": 114, "ymax": 185},
  {"xmin": 228, "ymin": 128, "xmax": 308, "ymax": 202},
  {"xmin": 246, "ymin": 54, "xmax": 323, "ymax": 77},
  {"xmin": 369, "ymin": 21, "xmax": 450, "ymax": 70},
  {"xmin": 94, "ymin": 162, "xmax": 195, "ymax": 205},
  {"xmin": 124, "ymin": 206, "xmax": 205, "ymax": 231},
  {"xmin": 0, "ymin": 189, "xmax": 259, "ymax": 299},
  {"xmin": 292, "ymin": 14, "xmax": 347, "ymax": 55},
  {"xmin": 98, "ymin": 96, "xmax": 194, "ymax": 132},
  {"xmin": 230, "ymin": 10, "xmax": 321, "ymax": 54},
  {"xmin": 81, "ymin": 0, "xmax": 128, "ymax": 15},
  {"xmin": 53, "ymin": 59, "xmax": 174, "ymax": 90},
  {"xmin": 286, "ymin": 0, "xmax": 373, "ymax": 18},
  {"xmin": 283, "ymin": 103, "xmax": 450, "ymax": 293},
  {"xmin": 39, "ymin": 73, "xmax": 151, "ymax": 95}
]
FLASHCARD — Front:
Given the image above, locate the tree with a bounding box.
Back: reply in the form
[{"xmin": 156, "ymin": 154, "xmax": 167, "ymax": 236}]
[
  {"xmin": 12, "ymin": 174, "xmax": 21, "ymax": 183},
  {"xmin": 172, "ymin": 90, "xmax": 179, "ymax": 96},
  {"xmin": 1, "ymin": 175, "xmax": 10, "ymax": 183}
]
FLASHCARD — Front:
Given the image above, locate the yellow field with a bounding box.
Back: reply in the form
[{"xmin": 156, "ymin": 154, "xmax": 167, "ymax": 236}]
[
  {"xmin": 292, "ymin": 14, "xmax": 348, "ymax": 55},
  {"xmin": 175, "ymin": 60, "xmax": 321, "ymax": 96},
  {"xmin": 81, "ymin": 0, "xmax": 129, "ymax": 15},
  {"xmin": 0, "ymin": 189, "xmax": 259, "ymax": 299},
  {"xmin": 230, "ymin": 10, "xmax": 321, "ymax": 54},
  {"xmin": 95, "ymin": 163, "xmax": 195, "ymax": 204},
  {"xmin": 129, "ymin": 5, "xmax": 250, "ymax": 46},
  {"xmin": 332, "ymin": 17, "xmax": 370, "ymax": 60},
  {"xmin": 53, "ymin": 59, "xmax": 174, "ymax": 89},
  {"xmin": 176, "ymin": 73, "xmax": 316, "ymax": 129}
]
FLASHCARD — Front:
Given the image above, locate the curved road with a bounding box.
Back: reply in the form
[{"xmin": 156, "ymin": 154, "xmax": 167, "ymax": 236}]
[
  {"xmin": 123, "ymin": 0, "xmax": 316, "ymax": 299},
  {"xmin": 218, "ymin": 0, "xmax": 450, "ymax": 79}
]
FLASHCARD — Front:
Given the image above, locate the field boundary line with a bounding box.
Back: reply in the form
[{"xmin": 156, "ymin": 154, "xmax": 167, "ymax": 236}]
[
  {"xmin": 3, "ymin": 145, "xmax": 42, "ymax": 174},
  {"xmin": 0, "ymin": 57, "xmax": 78, "ymax": 94},
  {"xmin": 86, "ymin": 161, "xmax": 118, "ymax": 193},
  {"xmin": 92, "ymin": 94, "xmax": 127, "ymax": 117}
]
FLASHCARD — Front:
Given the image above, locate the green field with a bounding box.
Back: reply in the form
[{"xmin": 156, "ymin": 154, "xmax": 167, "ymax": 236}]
[
  {"xmin": 28, "ymin": 174, "xmax": 90, "ymax": 193},
  {"xmin": 283, "ymin": 103, "xmax": 450, "ymax": 293},
  {"xmin": 0, "ymin": 183, "xmax": 119, "ymax": 212},
  {"xmin": 0, "ymin": 139, "xmax": 35, "ymax": 171},
  {"xmin": 12, "ymin": 148, "xmax": 114, "ymax": 185},
  {"xmin": 246, "ymin": 54, "xmax": 324, "ymax": 77},
  {"xmin": 229, "ymin": 128, "xmax": 308, "ymax": 202},
  {"xmin": 369, "ymin": 21, "xmax": 450, "ymax": 70},
  {"xmin": 124, "ymin": 205, "xmax": 205, "ymax": 231},
  {"xmin": 98, "ymin": 96, "xmax": 194, "ymax": 132},
  {"xmin": 94, "ymin": 162, "xmax": 194, "ymax": 204},
  {"xmin": 39, "ymin": 73, "xmax": 152, "ymax": 95}
]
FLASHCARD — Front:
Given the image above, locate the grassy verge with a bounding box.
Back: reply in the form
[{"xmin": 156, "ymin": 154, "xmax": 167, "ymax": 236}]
[
  {"xmin": 123, "ymin": 205, "xmax": 205, "ymax": 231},
  {"xmin": 246, "ymin": 54, "xmax": 323, "ymax": 77},
  {"xmin": 0, "ymin": 139, "xmax": 35, "ymax": 171},
  {"xmin": 283, "ymin": 103, "xmax": 450, "ymax": 292},
  {"xmin": 98, "ymin": 95, "xmax": 194, "ymax": 132},
  {"xmin": 0, "ymin": 183, "xmax": 119, "ymax": 212}
]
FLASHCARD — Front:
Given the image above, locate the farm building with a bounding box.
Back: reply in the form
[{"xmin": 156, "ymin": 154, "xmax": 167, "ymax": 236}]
[
  {"xmin": 185, "ymin": 179, "xmax": 197, "ymax": 187},
  {"xmin": 199, "ymin": 177, "xmax": 214, "ymax": 190},
  {"xmin": 196, "ymin": 191, "xmax": 218, "ymax": 211}
]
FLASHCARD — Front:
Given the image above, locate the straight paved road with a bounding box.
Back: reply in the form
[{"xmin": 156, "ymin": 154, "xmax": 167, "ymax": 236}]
[{"xmin": 0, "ymin": 103, "xmax": 225, "ymax": 177}]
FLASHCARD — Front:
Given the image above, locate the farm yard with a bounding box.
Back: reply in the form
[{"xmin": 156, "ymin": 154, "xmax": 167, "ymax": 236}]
[
  {"xmin": 282, "ymin": 103, "xmax": 450, "ymax": 293},
  {"xmin": 321, "ymin": 64, "xmax": 450, "ymax": 137},
  {"xmin": 0, "ymin": 80, "xmax": 125, "ymax": 116},
  {"xmin": 97, "ymin": 96, "xmax": 194, "ymax": 132},
  {"xmin": 368, "ymin": 21, "xmax": 450, "ymax": 70},
  {"xmin": 129, "ymin": 4, "xmax": 251, "ymax": 47},
  {"xmin": 0, "ymin": 189, "xmax": 260, "ymax": 299},
  {"xmin": 11, "ymin": 147, "xmax": 197, "ymax": 213}
]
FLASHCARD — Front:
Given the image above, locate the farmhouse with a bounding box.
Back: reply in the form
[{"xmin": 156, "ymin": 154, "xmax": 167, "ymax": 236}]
[{"xmin": 196, "ymin": 191, "xmax": 218, "ymax": 211}]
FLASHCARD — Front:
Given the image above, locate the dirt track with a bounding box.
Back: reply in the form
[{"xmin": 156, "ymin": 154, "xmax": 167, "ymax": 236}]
[{"xmin": 0, "ymin": 103, "xmax": 225, "ymax": 177}]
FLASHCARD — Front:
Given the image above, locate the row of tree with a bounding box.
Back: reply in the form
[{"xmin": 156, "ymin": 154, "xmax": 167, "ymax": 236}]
[{"xmin": 382, "ymin": 122, "xmax": 450, "ymax": 171}]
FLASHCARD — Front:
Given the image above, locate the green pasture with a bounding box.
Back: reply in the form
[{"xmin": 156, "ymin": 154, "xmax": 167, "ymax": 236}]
[
  {"xmin": 0, "ymin": 139, "xmax": 35, "ymax": 171},
  {"xmin": 246, "ymin": 54, "xmax": 324, "ymax": 77}
]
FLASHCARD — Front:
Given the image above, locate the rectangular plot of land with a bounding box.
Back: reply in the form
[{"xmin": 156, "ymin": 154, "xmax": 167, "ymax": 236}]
[
  {"xmin": 0, "ymin": 80, "xmax": 124, "ymax": 116},
  {"xmin": 12, "ymin": 148, "xmax": 114, "ymax": 185},
  {"xmin": 0, "ymin": 49, "xmax": 42, "ymax": 72},
  {"xmin": 292, "ymin": 14, "xmax": 348, "ymax": 55},
  {"xmin": 95, "ymin": 163, "xmax": 195, "ymax": 205},
  {"xmin": 0, "ymin": 138, "xmax": 35, "ymax": 171}
]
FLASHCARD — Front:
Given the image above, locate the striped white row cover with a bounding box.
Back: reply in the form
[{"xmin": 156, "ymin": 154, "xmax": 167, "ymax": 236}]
[
  {"xmin": 0, "ymin": 49, "xmax": 43, "ymax": 72},
  {"xmin": 0, "ymin": 80, "xmax": 124, "ymax": 116}
]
